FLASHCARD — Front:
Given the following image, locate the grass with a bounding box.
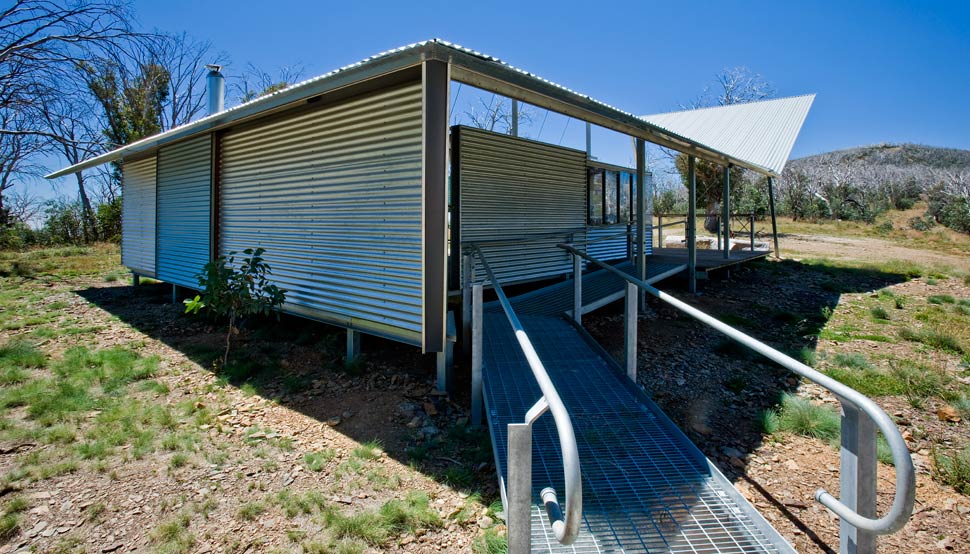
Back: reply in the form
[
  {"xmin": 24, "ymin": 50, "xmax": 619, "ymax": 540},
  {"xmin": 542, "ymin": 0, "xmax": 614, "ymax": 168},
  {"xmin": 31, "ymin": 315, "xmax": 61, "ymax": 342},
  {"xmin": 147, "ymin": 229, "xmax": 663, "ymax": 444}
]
[
  {"xmin": 272, "ymin": 489, "xmax": 328, "ymax": 518},
  {"xmin": 378, "ymin": 492, "xmax": 442, "ymax": 534},
  {"xmin": 473, "ymin": 528, "xmax": 508, "ymax": 554},
  {"xmin": 237, "ymin": 501, "xmax": 266, "ymax": 521},
  {"xmin": 825, "ymin": 358, "xmax": 950, "ymax": 405},
  {"xmin": 0, "ymin": 496, "xmax": 29, "ymax": 540},
  {"xmin": 831, "ymin": 352, "xmax": 871, "ymax": 370},
  {"xmin": 351, "ymin": 440, "xmax": 382, "ymax": 460},
  {"xmin": 928, "ymin": 294, "xmax": 956, "ymax": 305},
  {"xmin": 933, "ymin": 447, "xmax": 970, "ymax": 495},
  {"xmin": 303, "ymin": 449, "xmax": 336, "ymax": 472},
  {"xmin": 899, "ymin": 326, "xmax": 964, "ymax": 354},
  {"xmin": 150, "ymin": 513, "xmax": 195, "ymax": 554},
  {"xmin": 325, "ymin": 510, "xmax": 391, "ymax": 546},
  {"xmin": 869, "ymin": 306, "xmax": 891, "ymax": 321},
  {"xmin": 761, "ymin": 394, "xmax": 840, "ymax": 442}
]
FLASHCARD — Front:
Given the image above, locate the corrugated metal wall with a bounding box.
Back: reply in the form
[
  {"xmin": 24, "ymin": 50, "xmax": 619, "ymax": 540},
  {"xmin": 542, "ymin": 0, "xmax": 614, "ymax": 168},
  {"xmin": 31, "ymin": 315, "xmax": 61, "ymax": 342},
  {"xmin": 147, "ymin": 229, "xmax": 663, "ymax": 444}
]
[
  {"xmin": 587, "ymin": 224, "xmax": 632, "ymax": 261},
  {"xmin": 457, "ymin": 127, "xmax": 587, "ymax": 285},
  {"xmin": 156, "ymin": 135, "xmax": 211, "ymax": 289},
  {"xmin": 121, "ymin": 156, "xmax": 157, "ymax": 277},
  {"xmin": 219, "ymin": 83, "xmax": 424, "ymax": 345}
]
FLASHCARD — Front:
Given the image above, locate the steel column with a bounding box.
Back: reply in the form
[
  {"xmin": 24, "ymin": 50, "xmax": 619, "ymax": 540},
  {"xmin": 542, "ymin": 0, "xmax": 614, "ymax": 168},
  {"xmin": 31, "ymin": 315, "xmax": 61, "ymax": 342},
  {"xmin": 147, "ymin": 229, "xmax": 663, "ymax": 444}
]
[
  {"xmin": 723, "ymin": 164, "xmax": 731, "ymax": 259},
  {"xmin": 687, "ymin": 157, "xmax": 698, "ymax": 293},
  {"xmin": 572, "ymin": 253, "xmax": 582, "ymax": 326},
  {"xmin": 171, "ymin": 284, "xmax": 178, "ymax": 304},
  {"xmin": 624, "ymin": 282, "xmax": 638, "ymax": 381},
  {"xmin": 635, "ymin": 138, "xmax": 646, "ymax": 309},
  {"xmin": 471, "ymin": 284, "xmax": 484, "ymax": 426},
  {"xmin": 346, "ymin": 329, "xmax": 361, "ymax": 364},
  {"xmin": 750, "ymin": 213, "xmax": 756, "ymax": 251},
  {"xmin": 840, "ymin": 403, "xmax": 877, "ymax": 554},
  {"xmin": 461, "ymin": 254, "xmax": 473, "ymax": 351},
  {"xmin": 768, "ymin": 176, "xmax": 781, "ymax": 257},
  {"xmin": 511, "ymin": 99, "xmax": 519, "ymax": 137},
  {"xmin": 422, "ymin": 59, "xmax": 449, "ymax": 354},
  {"xmin": 657, "ymin": 214, "xmax": 663, "ymax": 250},
  {"xmin": 132, "ymin": 274, "xmax": 140, "ymax": 287},
  {"xmin": 507, "ymin": 423, "xmax": 533, "ymax": 554}
]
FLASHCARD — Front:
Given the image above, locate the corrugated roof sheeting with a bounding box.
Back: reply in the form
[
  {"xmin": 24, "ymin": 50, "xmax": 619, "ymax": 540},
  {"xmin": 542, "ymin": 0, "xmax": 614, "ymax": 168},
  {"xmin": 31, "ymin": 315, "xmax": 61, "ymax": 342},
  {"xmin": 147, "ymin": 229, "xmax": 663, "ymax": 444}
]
[{"xmin": 640, "ymin": 95, "xmax": 815, "ymax": 176}]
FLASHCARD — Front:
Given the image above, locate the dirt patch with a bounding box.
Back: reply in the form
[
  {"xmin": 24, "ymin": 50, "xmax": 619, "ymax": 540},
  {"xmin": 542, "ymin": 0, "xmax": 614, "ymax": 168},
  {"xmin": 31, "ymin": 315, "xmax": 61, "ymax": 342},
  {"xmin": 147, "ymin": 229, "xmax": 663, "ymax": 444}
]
[{"xmin": 780, "ymin": 234, "xmax": 970, "ymax": 273}]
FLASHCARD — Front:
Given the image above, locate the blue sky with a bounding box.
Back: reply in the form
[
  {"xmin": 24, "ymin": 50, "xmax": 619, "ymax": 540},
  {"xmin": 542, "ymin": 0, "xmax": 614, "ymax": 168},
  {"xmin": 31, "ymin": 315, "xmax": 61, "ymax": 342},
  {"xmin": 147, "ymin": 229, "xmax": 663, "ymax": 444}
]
[{"xmin": 38, "ymin": 0, "xmax": 970, "ymax": 195}]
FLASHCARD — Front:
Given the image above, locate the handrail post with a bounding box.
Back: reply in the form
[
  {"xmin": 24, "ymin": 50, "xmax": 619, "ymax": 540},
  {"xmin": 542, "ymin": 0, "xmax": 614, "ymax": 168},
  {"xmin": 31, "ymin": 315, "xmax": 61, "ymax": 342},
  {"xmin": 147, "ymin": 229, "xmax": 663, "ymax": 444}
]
[
  {"xmin": 471, "ymin": 284, "xmax": 484, "ymax": 427},
  {"xmin": 750, "ymin": 213, "xmax": 755, "ymax": 251},
  {"xmin": 507, "ymin": 422, "xmax": 533, "ymax": 554},
  {"xmin": 624, "ymin": 281, "xmax": 637, "ymax": 382},
  {"xmin": 573, "ymin": 253, "xmax": 582, "ymax": 326},
  {"xmin": 462, "ymin": 253, "xmax": 473, "ymax": 353},
  {"xmin": 840, "ymin": 402, "xmax": 877, "ymax": 554},
  {"xmin": 657, "ymin": 214, "xmax": 663, "ymax": 249}
]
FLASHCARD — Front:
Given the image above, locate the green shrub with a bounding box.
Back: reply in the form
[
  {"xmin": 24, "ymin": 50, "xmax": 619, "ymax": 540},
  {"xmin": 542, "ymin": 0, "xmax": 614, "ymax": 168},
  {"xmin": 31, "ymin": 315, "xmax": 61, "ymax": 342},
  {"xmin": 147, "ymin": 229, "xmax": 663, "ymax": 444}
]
[
  {"xmin": 928, "ymin": 294, "xmax": 956, "ymax": 305},
  {"xmin": 933, "ymin": 447, "xmax": 970, "ymax": 494},
  {"xmin": 184, "ymin": 248, "xmax": 286, "ymax": 366},
  {"xmin": 765, "ymin": 394, "xmax": 840, "ymax": 442},
  {"xmin": 869, "ymin": 306, "xmax": 891, "ymax": 321},
  {"xmin": 831, "ymin": 352, "xmax": 871, "ymax": 370}
]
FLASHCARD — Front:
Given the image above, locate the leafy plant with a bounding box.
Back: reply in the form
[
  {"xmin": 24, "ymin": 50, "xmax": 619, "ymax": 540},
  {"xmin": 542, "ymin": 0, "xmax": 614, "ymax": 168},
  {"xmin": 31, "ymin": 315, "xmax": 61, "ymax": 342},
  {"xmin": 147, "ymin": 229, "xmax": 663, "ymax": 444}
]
[{"xmin": 184, "ymin": 248, "xmax": 286, "ymax": 366}]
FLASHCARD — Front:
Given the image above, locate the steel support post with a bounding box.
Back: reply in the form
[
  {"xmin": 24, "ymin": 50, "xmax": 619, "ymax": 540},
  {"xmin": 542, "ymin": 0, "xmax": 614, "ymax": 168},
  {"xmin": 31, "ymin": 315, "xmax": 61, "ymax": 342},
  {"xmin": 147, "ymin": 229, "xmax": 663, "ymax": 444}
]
[
  {"xmin": 723, "ymin": 164, "xmax": 731, "ymax": 259},
  {"xmin": 840, "ymin": 403, "xmax": 877, "ymax": 554},
  {"xmin": 346, "ymin": 329, "xmax": 361, "ymax": 364},
  {"xmin": 471, "ymin": 284, "xmax": 484, "ymax": 427},
  {"xmin": 171, "ymin": 284, "xmax": 179, "ymax": 304},
  {"xmin": 716, "ymin": 216, "xmax": 721, "ymax": 251},
  {"xmin": 507, "ymin": 423, "xmax": 533, "ymax": 554},
  {"xmin": 624, "ymin": 282, "xmax": 638, "ymax": 382},
  {"xmin": 687, "ymin": 157, "xmax": 698, "ymax": 293},
  {"xmin": 657, "ymin": 215, "xmax": 663, "ymax": 250},
  {"xmin": 461, "ymin": 254, "xmax": 473, "ymax": 352},
  {"xmin": 750, "ymin": 213, "xmax": 756, "ymax": 251},
  {"xmin": 511, "ymin": 99, "xmax": 519, "ymax": 137},
  {"xmin": 585, "ymin": 122, "xmax": 592, "ymax": 158},
  {"xmin": 573, "ymin": 253, "xmax": 582, "ymax": 326},
  {"xmin": 132, "ymin": 274, "xmax": 140, "ymax": 286},
  {"xmin": 635, "ymin": 138, "xmax": 646, "ymax": 309},
  {"xmin": 768, "ymin": 176, "xmax": 781, "ymax": 258}
]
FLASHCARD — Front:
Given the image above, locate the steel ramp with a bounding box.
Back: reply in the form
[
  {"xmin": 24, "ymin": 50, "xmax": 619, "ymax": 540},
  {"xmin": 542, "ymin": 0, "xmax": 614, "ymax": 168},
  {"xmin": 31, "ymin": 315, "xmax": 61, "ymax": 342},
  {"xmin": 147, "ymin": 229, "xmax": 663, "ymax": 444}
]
[{"xmin": 481, "ymin": 262, "xmax": 795, "ymax": 553}]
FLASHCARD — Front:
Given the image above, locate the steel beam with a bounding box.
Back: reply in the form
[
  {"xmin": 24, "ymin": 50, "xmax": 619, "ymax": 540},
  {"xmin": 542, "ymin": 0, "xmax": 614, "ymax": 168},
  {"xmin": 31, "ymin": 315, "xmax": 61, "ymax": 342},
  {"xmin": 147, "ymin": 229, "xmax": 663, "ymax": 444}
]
[
  {"xmin": 687, "ymin": 157, "xmax": 698, "ymax": 293},
  {"xmin": 768, "ymin": 176, "xmax": 781, "ymax": 258}
]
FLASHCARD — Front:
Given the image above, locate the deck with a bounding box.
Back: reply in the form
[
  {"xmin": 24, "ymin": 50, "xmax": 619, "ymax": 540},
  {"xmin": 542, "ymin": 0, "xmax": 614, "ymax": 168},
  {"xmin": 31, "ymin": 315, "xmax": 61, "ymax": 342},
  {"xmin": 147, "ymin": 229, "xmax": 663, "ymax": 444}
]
[
  {"xmin": 480, "ymin": 261, "xmax": 793, "ymax": 553},
  {"xmin": 649, "ymin": 248, "xmax": 771, "ymax": 274}
]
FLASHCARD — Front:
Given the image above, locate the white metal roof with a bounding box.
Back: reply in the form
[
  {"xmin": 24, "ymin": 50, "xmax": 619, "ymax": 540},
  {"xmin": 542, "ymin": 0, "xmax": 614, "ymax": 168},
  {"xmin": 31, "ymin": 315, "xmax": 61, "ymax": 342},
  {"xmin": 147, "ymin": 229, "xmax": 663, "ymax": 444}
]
[
  {"xmin": 640, "ymin": 94, "xmax": 815, "ymax": 176},
  {"xmin": 47, "ymin": 39, "xmax": 800, "ymax": 179}
]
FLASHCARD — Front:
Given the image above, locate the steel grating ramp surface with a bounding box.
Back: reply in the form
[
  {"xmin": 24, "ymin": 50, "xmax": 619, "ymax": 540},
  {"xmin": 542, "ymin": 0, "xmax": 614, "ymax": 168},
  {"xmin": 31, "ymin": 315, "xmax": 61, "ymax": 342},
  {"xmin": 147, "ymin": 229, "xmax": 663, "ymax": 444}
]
[{"xmin": 481, "ymin": 262, "xmax": 794, "ymax": 553}]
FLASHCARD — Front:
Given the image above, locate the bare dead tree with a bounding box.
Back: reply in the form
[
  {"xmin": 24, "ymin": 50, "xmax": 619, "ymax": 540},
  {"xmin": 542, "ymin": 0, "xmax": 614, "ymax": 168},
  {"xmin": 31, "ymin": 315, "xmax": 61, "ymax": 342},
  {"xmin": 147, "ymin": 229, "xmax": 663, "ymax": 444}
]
[
  {"xmin": 686, "ymin": 66, "xmax": 775, "ymax": 109},
  {"xmin": 0, "ymin": 111, "xmax": 46, "ymax": 227},
  {"xmin": 464, "ymin": 96, "xmax": 535, "ymax": 135},
  {"xmin": 148, "ymin": 32, "xmax": 228, "ymax": 128},
  {"xmin": 3, "ymin": 190, "xmax": 42, "ymax": 224},
  {"xmin": 230, "ymin": 62, "xmax": 304, "ymax": 105}
]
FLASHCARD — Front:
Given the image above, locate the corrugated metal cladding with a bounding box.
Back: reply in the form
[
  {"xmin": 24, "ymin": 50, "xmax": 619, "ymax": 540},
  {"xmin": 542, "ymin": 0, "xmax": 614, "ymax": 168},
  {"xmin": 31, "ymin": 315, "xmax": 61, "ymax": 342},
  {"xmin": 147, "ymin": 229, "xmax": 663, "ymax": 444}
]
[
  {"xmin": 587, "ymin": 225, "xmax": 632, "ymax": 261},
  {"xmin": 457, "ymin": 127, "xmax": 588, "ymax": 286},
  {"xmin": 156, "ymin": 135, "xmax": 212, "ymax": 289},
  {"xmin": 219, "ymin": 83, "xmax": 424, "ymax": 345},
  {"xmin": 121, "ymin": 156, "xmax": 157, "ymax": 277}
]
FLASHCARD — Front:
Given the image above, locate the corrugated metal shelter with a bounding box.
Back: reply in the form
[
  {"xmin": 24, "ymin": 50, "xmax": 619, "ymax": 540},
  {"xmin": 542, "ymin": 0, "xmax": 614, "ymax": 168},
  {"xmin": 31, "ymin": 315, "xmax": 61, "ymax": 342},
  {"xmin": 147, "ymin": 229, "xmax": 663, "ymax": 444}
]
[{"xmin": 48, "ymin": 38, "xmax": 812, "ymax": 355}]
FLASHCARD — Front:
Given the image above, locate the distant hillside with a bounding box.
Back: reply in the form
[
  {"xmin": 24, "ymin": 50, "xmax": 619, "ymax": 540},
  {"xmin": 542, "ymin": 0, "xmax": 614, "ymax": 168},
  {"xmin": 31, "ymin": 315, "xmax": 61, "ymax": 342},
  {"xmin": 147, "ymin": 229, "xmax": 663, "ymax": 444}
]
[{"xmin": 789, "ymin": 143, "xmax": 970, "ymax": 172}]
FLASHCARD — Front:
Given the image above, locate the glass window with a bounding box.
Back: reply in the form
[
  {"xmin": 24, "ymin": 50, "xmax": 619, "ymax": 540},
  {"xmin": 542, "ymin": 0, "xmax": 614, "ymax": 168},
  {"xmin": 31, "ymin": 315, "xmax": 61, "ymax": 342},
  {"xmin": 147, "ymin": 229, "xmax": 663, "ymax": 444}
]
[
  {"xmin": 618, "ymin": 172, "xmax": 632, "ymax": 224},
  {"xmin": 588, "ymin": 169, "xmax": 603, "ymax": 225},
  {"xmin": 604, "ymin": 171, "xmax": 618, "ymax": 225}
]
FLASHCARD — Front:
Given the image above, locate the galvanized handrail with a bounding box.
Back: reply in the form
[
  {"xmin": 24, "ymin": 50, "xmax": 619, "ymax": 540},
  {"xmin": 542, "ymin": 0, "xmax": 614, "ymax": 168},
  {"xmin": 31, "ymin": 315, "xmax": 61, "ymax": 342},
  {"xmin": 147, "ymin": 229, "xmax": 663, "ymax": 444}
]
[
  {"xmin": 468, "ymin": 243, "xmax": 582, "ymax": 547},
  {"xmin": 558, "ymin": 243, "xmax": 915, "ymax": 538}
]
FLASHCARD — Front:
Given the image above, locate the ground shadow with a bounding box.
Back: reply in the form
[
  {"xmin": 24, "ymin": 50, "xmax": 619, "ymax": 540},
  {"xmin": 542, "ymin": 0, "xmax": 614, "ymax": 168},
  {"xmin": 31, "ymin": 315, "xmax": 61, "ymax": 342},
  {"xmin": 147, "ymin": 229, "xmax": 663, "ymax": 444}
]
[
  {"xmin": 584, "ymin": 256, "xmax": 909, "ymax": 551},
  {"xmin": 75, "ymin": 282, "xmax": 499, "ymax": 508}
]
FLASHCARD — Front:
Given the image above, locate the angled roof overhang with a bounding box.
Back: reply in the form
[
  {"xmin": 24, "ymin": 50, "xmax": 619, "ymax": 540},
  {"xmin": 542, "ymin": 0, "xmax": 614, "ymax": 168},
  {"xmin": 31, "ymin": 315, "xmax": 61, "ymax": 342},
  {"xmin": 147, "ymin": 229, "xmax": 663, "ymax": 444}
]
[
  {"xmin": 640, "ymin": 95, "xmax": 816, "ymax": 177},
  {"xmin": 47, "ymin": 40, "xmax": 802, "ymax": 179}
]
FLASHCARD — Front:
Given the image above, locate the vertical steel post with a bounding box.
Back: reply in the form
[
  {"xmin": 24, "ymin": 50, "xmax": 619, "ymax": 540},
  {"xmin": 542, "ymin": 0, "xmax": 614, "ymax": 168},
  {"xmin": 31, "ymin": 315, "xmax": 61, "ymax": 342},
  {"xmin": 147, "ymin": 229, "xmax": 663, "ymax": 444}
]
[
  {"xmin": 723, "ymin": 164, "xmax": 731, "ymax": 259},
  {"xmin": 716, "ymin": 215, "xmax": 721, "ymax": 251},
  {"xmin": 511, "ymin": 99, "xmax": 519, "ymax": 137},
  {"xmin": 624, "ymin": 282, "xmax": 638, "ymax": 382},
  {"xmin": 346, "ymin": 329, "xmax": 361, "ymax": 364},
  {"xmin": 572, "ymin": 253, "xmax": 582, "ymax": 326},
  {"xmin": 657, "ymin": 215, "xmax": 663, "ymax": 250},
  {"xmin": 507, "ymin": 423, "xmax": 533, "ymax": 554},
  {"xmin": 171, "ymin": 284, "xmax": 178, "ymax": 304},
  {"xmin": 585, "ymin": 122, "xmax": 592, "ymax": 158},
  {"xmin": 132, "ymin": 274, "xmax": 140, "ymax": 286},
  {"xmin": 461, "ymin": 254, "xmax": 473, "ymax": 351},
  {"xmin": 840, "ymin": 403, "xmax": 877, "ymax": 554},
  {"xmin": 635, "ymin": 138, "xmax": 646, "ymax": 309},
  {"xmin": 687, "ymin": 157, "xmax": 697, "ymax": 293},
  {"xmin": 471, "ymin": 284, "xmax": 484, "ymax": 427},
  {"xmin": 750, "ymin": 213, "xmax": 756, "ymax": 251},
  {"xmin": 422, "ymin": 59, "xmax": 449, "ymax": 355},
  {"xmin": 768, "ymin": 176, "xmax": 781, "ymax": 258}
]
